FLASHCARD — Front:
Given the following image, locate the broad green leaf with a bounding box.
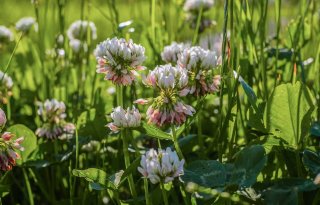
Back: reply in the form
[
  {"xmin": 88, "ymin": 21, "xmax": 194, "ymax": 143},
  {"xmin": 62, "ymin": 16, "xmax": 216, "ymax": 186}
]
[
  {"xmin": 262, "ymin": 178, "xmax": 318, "ymax": 205},
  {"xmin": 139, "ymin": 122, "xmax": 172, "ymax": 140},
  {"xmin": 302, "ymin": 149, "xmax": 320, "ymax": 175},
  {"xmin": 233, "ymin": 145, "xmax": 267, "ymax": 187},
  {"xmin": 7, "ymin": 124, "xmax": 37, "ymax": 165},
  {"xmin": 72, "ymin": 168, "xmax": 108, "ymax": 188},
  {"xmin": 73, "ymin": 157, "xmax": 140, "ymax": 190},
  {"xmin": 22, "ymin": 150, "xmax": 73, "ymax": 168},
  {"xmin": 249, "ymin": 135, "xmax": 290, "ymax": 154},
  {"xmin": 264, "ymin": 82, "xmax": 315, "ymax": 147},
  {"xmin": 181, "ymin": 160, "xmax": 226, "ymax": 188}
]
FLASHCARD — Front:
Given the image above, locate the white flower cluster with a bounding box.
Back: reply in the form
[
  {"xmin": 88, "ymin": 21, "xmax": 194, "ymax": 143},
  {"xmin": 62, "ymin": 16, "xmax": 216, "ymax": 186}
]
[
  {"xmin": 178, "ymin": 46, "xmax": 219, "ymax": 71},
  {"xmin": 161, "ymin": 42, "xmax": 190, "ymax": 64},
  {"xmin": 107, "ymin": 106, "xmax": 141, "ymax": 133},
  {"xmin": 15, "ymin": 17, "xmax": 36, "ymax": 33},
  {"xmin": 0, "ymin": 26, "xmax": 13, "ymax": 43},
  {"xmin": 67, "ymin": 20, "xmax": 97, "ymax": 41},
  {"xmin": 144, "ymin": 64, "xmax": 188, "ymax": 90},
  {"xmin": 199, "ymin": 34, "xmax": 222, "ymax": 55},
  {"xmin": 178, "ymin": 46, "xmax": 221, "ymax": 96},
  {"xmin": 67, "ymin": 20, "xmax": 97, "ymax": 53},
  {"xmin": 36, "ymin": 99, "xmax": 75, "ymax": 140},
  {"xmin": 0, "ymin": 71, "xmax": 13, "ymax": 89},
  {"xmin": 37, "ymin": 99, "xmax": 66, "ymax": 123},
  {"xmin": 138, "ymin": 147, "xmax": 185, "ymax": 184},
  {"xmin": 95, "ymin": 37, "xmax": 146, "ymax": 85},
  {"xmin": 184, "ymin": 0, "xmax": 214, "ymax": 12}
]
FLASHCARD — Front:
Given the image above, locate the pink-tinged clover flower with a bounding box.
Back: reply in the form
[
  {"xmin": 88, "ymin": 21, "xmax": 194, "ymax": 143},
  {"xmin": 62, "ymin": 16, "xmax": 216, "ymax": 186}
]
[
  {"xmin": 0, "ymin": 71, "xmax": 13, "ymax": 104},
  {"xmin": 143, "ymin": 64, "xmax": 195, "ymax": 126},
  {"xmin": 94, "ymin": 37, "xmax": 146, "ymax": 86},
  {"xmin": 178, "ymin": 46, "xmax": 221, "ymax": 96},
  {"xmin": 0, "ymin": 131, "xmax": 24, "ymax": 171},
  {"xmin": 107, "ymin": 106, "xmax": 141, "ymax": 133},
  {"xmin": 138, "ymin": 147, "xmax": 184, "ymax": 184},
  {"xmin": 161, "ymin": 42, "xmax": 190, "ymax": 65},
  {"xmin": 36, "ymin": 99, "xmax": 75, "ymax": 140}
]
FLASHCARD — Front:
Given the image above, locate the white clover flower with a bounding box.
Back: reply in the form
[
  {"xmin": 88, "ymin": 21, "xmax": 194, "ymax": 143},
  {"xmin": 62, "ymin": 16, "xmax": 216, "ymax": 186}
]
[
  {"xmin": 0, "ymin": 108, "xmax": 6, "ymax": 127},
  {"xmin": 0, "ymin": 71, "xmax": 13, "ymax": 89},
  {"xmin": 95, "ymin": 37, "xmax": 146, "ymax": 85},
  {"xmin": 0, "ymin": 26, "xmax": 13, "ymax": 43},
  {"xmin": 144, "ymin": 64, "xmax": 188, "ymax": 90},
  {"xmin": 143, "ymin": 64, "xmax": 195, "ymax": 126},
  {"xmin": 107, "ymin": 106, "xmax": 141, "ymax": 133},
  {"xmin": 81, "ymin": 140, "xmax": 100, "ymax": 152},
  {"xmin": 161, "ymin": 42, "xmax": 190, "ymax": 64},
  {"xmin": 37, "ymin": 99, "xmax": 66, "ymax": 123},
  {"xmin": 15, "ymin": 17, "xmax": 36, "ymax": 33},
  {"xmin": 107, "ymin": 87, "xmax": 116, "ymax": 95},
  {"xmin": 184, "ymin": 0, "xmax": 214, "ymax": 12},
  {"xmin": 69, "ymin": 39, "xmax": 82, "ymax": 53},
  {"xmin": 178, "ymin": 46, "xmax": 219, "ymax": 71},
  {"xmin": 67, "ymin": 20, "xmax": 97, "ymax": 41},
  {"xmin": 178, "ymin": 46, "xmax": 220, "ymax": 96},
  {"xmin": 36, "ymin": 99, "xmax": 75, "ymax": 140},
  {"xmin": 138, "ymin": 147, "xmax": 185, "ymax": 184}
]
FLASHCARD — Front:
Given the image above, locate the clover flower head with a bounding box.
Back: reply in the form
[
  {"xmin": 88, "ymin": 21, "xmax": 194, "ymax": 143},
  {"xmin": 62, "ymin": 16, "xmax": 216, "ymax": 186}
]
[
  {"xmin": 0, "ymin": 132, "xmax": 24, "ymax": 171},
  {"xmin": 184, "ymin": 0, "xmax": 214, "ymax": 12},
  {"xmin": 0, "ymin": 71, "xmax": 13, "ymax": 104},
  {"xmin": 143, "ymin": 64, "xmax": 195, "ymax": 126},
  {"xmin": 0, "ymin": 108, "xmax": 6, "ymax": 127},
  {"xmin": 146, "ymin": 101, "xmax": 195, "ymax": 126},
  {"xmin": 37, "ymin": 99, "xmax": 66, "ymax": 123},
  {"xmin": 36, "ymin": 99, "xmax": 75, "ymax": 140},
  {"xmin": 95, "ymin": 37, "xmax": 146, "ymax": 85},
  {"xmin": 0, "ymin": 26, "xmax": 13, "ymax": 44},
  {"xmin": 144, "ymin": 64, "xmax": 188, "ymax": 90},
  {"xmin": 138, "ymin": 147, "xmax": 184, "ymax": 184},
  {"xmin": 67, "ymin": 20, "xmax": 97, "ymax": 41},
  {"xmin": 15, "ymin": 17, "xmax": 36, "ymax": 33},
  {"xmin": 178, "ymin": 46, "xmax": 220, "ymax": 96},
  {"xmin": 107, "ymin": 106, "xmax": 141, "ymax": 133},
  {"xmin": 69, "ymin": 39, "xmax": 82, "ymax": 53},
  {"xmin": 161, "ymin": 42, "xmax": 190, "ymax": 64}
]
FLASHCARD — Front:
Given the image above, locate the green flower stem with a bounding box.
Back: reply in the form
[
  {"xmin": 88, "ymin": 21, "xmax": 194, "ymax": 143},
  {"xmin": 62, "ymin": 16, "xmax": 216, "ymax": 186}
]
[
  {"xmin": 116, "ymin": 85, "xmax": 137, "ymax": 200},
  {"xmin": 180, "ymin": 183, "xmax": 190, "ymax": 205},
  {"xmin": 122, "ymin": 128, "xmax": 137, "ymax": 198},
  {"xmin": 160, "ymin": 182, "xmax": 169, "ymax": 205},
  {"xmin": 22, "ymin": 168, "xmax": 34, "ymax": 205},
  {"xmin": 144, "ymin": 178, "xmax": 151, "ymax": 205},
  {"xmin": 192, "ymin": 4, "xmax": 203, "ymax": 45},
  {"xmin": 171, "ymin": 124, "xmax": 185, "ymax": 161},
  {"xmin": 197, "ymin": 97, "xmax": 204, "ymax": 157}
]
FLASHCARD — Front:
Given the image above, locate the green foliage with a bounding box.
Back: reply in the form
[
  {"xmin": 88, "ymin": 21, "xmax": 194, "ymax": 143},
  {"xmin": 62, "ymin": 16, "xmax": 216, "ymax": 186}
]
[
  {"xmin": 7, "ymin": 124, "xmax": 37, "ymax": 164},
  {"xmin": 264, "ymin": 82, "xmax": 315, "ymax": 147}
]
